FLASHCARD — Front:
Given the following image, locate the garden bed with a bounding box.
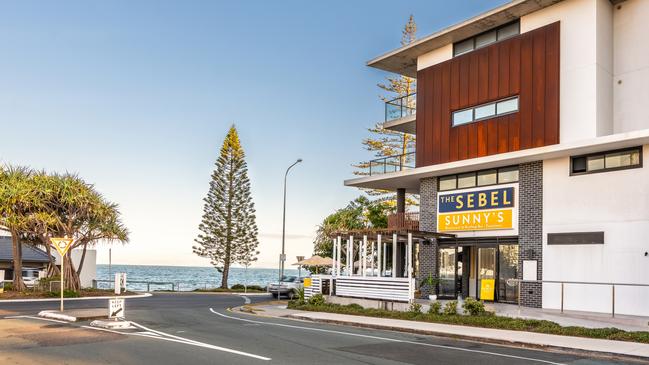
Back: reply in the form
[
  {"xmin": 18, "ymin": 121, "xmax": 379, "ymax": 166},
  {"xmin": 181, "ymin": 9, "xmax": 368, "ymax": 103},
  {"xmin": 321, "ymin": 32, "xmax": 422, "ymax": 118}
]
[{"xmin": 288, "ymin": 298, "xmax": 649, "ymax": 344}]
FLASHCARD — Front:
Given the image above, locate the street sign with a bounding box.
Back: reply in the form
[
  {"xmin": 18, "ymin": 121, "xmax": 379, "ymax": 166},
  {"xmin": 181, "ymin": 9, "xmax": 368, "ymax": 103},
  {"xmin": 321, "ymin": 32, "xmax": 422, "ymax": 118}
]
[
  {"xmin": 50, "ymin": 237, "xmax": 74, "ymax": 312},
  {"xmin": 51, "ymin": 237, "xmax": 73, "ymax": 257},
  {"xmin": 279, "ymin": 254, "xmax": 286, "ymax": 262},
  {"xmin": 114, "ymin": 273, "xmax": 126, "ymax": 295},
  {"xmin": 108, "ymin": 298, "xmax": 125, "ymax": 319}
]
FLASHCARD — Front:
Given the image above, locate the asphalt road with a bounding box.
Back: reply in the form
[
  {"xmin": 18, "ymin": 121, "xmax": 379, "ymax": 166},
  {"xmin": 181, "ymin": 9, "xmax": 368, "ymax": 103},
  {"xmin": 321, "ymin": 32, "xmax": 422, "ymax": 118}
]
[{"xmin": 0, "ymin": 293, "xmax": 644, "ymax": 365}]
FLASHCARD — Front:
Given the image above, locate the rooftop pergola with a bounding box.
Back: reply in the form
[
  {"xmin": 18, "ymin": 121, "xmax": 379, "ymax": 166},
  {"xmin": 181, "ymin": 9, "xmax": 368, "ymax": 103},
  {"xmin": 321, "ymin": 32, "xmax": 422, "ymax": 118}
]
[{"xmin": 328, "ymin": 228, "xmax": 456, "ymax": 241}]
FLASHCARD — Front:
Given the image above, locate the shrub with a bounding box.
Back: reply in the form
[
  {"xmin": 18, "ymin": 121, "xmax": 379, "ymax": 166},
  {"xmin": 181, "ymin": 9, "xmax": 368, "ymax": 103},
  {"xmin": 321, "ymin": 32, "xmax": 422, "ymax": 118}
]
[
  {"xmin": 462, "ymin": 297, "xmax": 486, "ymax": 316},
  {"xmin": 409, "ymin": 302, "xmax": 422, "ymax": 314},
  {"xmin": 443, "ymin": 300, "xmax": 458, "ymax": 315},
  {"xmin": 308, "ymin": 293, "xmax": 325, "ymax": 306},
  {"xmin": 231, "ymin": 284, "xmax": 245, "ymax": 290},
  {"xmin": 428, "ymin": 301, "xmax": 441, "ymax": 315},
  {"xmin": 346, "ymin": 303, "xmax": 364, "ymax": 311},
  {"xmin": 46, "ymin": 290, "xmax": 80, "ymax": 298}
]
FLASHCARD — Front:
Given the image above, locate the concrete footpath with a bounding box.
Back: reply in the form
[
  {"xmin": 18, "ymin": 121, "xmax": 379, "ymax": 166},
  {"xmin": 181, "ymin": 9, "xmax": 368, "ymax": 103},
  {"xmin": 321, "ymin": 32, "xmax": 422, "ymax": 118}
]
[{"xmin": 249, "ymin": 304, "xmax": 649, "ymax": 360}]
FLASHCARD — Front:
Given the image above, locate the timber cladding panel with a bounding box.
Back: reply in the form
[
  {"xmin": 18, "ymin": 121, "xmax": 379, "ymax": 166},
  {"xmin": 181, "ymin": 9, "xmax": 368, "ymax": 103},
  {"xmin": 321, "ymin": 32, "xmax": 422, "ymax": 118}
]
[{"xmin": 416, "ymin": 22, "xmax": 560, "ymax": 167}]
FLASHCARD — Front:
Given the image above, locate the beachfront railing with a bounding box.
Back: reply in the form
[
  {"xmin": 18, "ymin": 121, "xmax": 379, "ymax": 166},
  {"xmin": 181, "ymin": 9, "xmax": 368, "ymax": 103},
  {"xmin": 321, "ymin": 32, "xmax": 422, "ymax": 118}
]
[{"xmin": 92, "ymin": 279, "xmax": 270, "ymax": 293}]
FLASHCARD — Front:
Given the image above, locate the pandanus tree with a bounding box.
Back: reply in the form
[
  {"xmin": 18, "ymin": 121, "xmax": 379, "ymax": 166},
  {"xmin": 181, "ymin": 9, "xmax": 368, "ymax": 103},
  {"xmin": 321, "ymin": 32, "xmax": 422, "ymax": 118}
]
[
  {"xmin": 0, "ymin": 167, "xmax": 45, "ymax": 291},
  {"xmin": 0, "ymin": 165, "xmax": 128, "ymax": 291},
  {"xmin": 38, "ymin": 173, "xmax": 129, "ymax": 291}
]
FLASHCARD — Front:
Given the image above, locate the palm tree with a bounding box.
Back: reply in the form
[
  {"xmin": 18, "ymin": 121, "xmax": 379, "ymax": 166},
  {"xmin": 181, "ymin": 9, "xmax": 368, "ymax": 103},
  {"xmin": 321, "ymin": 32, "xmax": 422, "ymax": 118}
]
[
  {"xmin": 40, "ymin": 173, "xmax": 129, "ymax": 290},
  {"xmin": 0, "ymin": 166, "xmax": 42, "ymax": 291}
]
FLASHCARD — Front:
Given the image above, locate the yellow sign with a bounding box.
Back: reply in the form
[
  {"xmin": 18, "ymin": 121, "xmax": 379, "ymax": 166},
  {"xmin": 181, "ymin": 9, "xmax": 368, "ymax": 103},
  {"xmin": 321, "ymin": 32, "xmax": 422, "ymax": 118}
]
[
  {"xmin": 438, "ymin": 209, "xmax": 512, "ymax": 232},
  {"xmin": 480, "ymin": 279, "xmax": 495, "ymax": 301},
  {"xmin": 303, "ymin": 278, "xmax": 312, "ymax": 288},
  {"xmin": 51, "ymin": 237, "xmax": 74, "ymax": 256}
]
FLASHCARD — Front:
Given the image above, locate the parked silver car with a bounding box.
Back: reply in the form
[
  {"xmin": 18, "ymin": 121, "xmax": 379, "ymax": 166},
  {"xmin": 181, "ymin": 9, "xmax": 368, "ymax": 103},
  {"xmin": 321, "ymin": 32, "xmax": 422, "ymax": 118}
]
[{"xmin": 268, "ymin": 276, "xmax": 304, "ymax": 299}]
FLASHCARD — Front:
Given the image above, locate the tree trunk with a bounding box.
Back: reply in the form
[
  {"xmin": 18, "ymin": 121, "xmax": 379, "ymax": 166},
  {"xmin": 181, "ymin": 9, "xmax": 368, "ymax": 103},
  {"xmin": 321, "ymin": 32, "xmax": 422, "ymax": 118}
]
[
  {"xmin": 76, "ymin": 242, "xmax": 88, "ymax": 275},
  {"xmin": 42, "ymin": 239, "xmax": 60, "ymax": 277},
  {"xmin": 220, "ymin": 259, "xmax": 229, "ymax": 289},
  {"xmin": 11, "ymin": 232, "xmax": 26, "ymax": 291},
  {"xmin": 62, "ymin": 253, "xmax": 81, "ymax": 291}
]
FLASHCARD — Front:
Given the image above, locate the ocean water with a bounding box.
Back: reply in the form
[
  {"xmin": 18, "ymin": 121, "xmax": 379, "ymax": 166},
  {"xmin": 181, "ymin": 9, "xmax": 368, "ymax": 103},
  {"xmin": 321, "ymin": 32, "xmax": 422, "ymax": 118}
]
[{"xmin": 96, "ymin": 264, "xmax": 299, "ymax": 292}]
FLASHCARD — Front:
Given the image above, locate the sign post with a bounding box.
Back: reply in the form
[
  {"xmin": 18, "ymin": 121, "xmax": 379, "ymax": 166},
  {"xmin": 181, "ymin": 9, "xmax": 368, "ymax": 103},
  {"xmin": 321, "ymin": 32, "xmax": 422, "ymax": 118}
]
[
  {"xmin": 50, "ymin": 237, "xmax": 74, "ymax": 312},
  {"xmin": 0, "ymin": 269, "xmax": 4, "ymax": 294},
  {"xmin": 108, "ymin": 298, "xmax": 125, "ymax": 319}
]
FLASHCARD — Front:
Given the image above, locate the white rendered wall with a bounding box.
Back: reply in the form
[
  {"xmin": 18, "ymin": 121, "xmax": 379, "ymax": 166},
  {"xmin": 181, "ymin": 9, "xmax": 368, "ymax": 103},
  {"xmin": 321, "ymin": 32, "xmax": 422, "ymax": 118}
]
[
  {"xmin": 542, "ymin": 146, "xmax": 649, "ymax": 316},
  {"xmin": 613, "ymin": 0, "xmax": 649, "ymax": 134},
  {"xmin": 55, "ymin": 249, "xmax": 97, "ymax": 288},
  {"xmin": 521, "ymin": 0, "xmax": 614, "ymax": 141},
  {"xmin": 417, "ymin": 43, "xmax": 452, "ymax": 71}
]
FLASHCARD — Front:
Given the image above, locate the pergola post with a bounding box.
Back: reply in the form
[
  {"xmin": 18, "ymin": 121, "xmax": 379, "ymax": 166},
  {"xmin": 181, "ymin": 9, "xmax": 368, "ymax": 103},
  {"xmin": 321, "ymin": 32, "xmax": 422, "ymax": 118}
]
[
  {"xmin": 332, "ymin": 238, "xmax": 337, "ymax": 276},
  {"xmin": 392, "ymin": 233, "xmax": 397, "ymax": 278},
  {"xmin": 370, "ymin": 240, "xmax": 375, "ymax": 276},
  {"xmin": 347, "ymin": 236, "xmax": 352, "ymax": 276},
  {"xmin": 362, "ymin": 235, "xmax": 367, "ymax": 277},
  {"xmin": 407, "ymin": 233, "xmax": 413, "ymax": 301},
  {"xmin": 336, "ymin": 236, "xmax": 341, "ymax": 276},
  {"xmin": 377, "ymin": 234, "xmax": 382, "ymax": 277}
]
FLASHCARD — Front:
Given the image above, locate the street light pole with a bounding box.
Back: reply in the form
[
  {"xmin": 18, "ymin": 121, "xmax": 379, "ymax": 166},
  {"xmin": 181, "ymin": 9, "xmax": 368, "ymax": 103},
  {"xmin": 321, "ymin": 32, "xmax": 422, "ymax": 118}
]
[{"xmin": 279, "ymin": 159, "xmax": 302, "ymax": 288}]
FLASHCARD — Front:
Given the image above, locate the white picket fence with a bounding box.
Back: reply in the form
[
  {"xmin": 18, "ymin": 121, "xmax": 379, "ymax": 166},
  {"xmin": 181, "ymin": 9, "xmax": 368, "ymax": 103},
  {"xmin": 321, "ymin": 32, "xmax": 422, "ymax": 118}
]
[{"xmin": 334, "ymin": 276, "xmax": 414, "ymax": 302}]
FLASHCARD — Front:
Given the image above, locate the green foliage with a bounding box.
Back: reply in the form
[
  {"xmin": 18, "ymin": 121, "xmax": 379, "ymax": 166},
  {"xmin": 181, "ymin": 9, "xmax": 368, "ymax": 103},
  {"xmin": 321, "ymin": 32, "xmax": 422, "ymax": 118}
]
[
  {"xmin": 462, "ymin": 297, "xmax": 487, "ymax": 316},
  {"xmin": 194, "ymin": 126, "xmax": 259, "ymax": 289},
  {"xmin": 409, "ymin": 302, "xmax": 422, "ymax": 314},
  {"xmin": 287, "ymin": 301, "xmax": 649, "ymax": 344},
  {"xmin": 312, "ymin": 196, "xmax": 393, "ymax": 261},
  {"xmin": 307, "ymin": 294, "xmax": 325, "ymax": 306},
  {"xmin": 419, "ymin": 273, "xmax": 440, "ymax": 294},
  {"xmin": 46, "ymin": 290, "xmax": 80, "ymax": 298},
  {"xmin": 428, "ymin": 301, "xmax": 441, "ymax": 315},
  {"xmin": 443, "ymin": 301, "xmax": 458, "ymax": 315}
]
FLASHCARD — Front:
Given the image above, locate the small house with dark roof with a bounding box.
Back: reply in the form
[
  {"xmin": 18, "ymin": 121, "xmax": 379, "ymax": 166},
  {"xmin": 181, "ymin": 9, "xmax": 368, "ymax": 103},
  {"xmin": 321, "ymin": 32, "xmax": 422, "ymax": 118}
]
[{"xmin": 0, "ymin": 236, "xmax": 50, "ymax": 280}]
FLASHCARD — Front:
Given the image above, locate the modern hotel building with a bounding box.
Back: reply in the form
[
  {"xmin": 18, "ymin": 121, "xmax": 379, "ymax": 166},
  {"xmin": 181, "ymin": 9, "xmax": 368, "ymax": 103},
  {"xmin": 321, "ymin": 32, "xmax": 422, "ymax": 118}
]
[{"xmin": 340, "ymin": 0, "xmax": 649, "ymax": 316}]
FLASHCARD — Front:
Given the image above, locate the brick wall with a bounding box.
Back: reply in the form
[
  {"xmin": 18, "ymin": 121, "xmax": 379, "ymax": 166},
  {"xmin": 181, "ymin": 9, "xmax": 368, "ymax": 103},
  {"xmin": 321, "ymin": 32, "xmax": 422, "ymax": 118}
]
[
  {"xmin": 518, "ymin": 161, "xmax": 543, "ymax": 308},
  {"xmin": 418, "ymin": 177, "xmax": 437, "ymax": 296}
]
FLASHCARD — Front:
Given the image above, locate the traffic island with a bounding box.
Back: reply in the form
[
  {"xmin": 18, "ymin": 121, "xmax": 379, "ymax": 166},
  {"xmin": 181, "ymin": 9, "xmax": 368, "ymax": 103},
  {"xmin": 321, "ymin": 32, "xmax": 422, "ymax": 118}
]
[{"xmin": 38, "ymin": 308, "xmax": 108, "ymax": 322}]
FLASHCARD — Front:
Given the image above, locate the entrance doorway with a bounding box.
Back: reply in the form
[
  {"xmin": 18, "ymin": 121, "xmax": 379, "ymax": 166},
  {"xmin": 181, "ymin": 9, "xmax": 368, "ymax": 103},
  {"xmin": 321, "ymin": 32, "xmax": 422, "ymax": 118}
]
[{"xmin": 437, "ymin": 240, "xmax": 519, "ymax": 303}]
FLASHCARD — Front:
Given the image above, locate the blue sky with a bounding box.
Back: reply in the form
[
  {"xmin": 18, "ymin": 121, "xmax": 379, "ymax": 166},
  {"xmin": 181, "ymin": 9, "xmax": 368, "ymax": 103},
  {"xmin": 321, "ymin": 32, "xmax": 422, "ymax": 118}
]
[{"xmin": 0, "ymin": 0, "xmax": 506, "ymax": 268}]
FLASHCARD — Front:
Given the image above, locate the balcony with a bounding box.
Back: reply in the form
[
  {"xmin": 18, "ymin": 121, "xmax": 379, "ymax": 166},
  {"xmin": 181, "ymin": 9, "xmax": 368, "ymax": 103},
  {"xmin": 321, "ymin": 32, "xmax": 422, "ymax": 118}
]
[
  {"xmin": 384, "ymin": 93, "xmax": 416, "ymax": 134},
  {"xmin": 368, "ymin": 152, "xmax": 415, "ymax": 176},
  {"xmin": 387, "ymin": 212, "xmax": 420, "ymax": 231}
]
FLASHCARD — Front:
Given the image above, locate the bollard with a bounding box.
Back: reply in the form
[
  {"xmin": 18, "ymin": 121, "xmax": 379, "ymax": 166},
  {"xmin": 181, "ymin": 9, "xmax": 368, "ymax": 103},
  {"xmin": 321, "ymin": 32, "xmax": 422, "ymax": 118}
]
[
  {"xmin": 561, "ymin": 283, "xmax": 563, "ymax": 313},
  {"xmin": 612, "ymin": 285, "xmax": 615, "ymax": 318}
]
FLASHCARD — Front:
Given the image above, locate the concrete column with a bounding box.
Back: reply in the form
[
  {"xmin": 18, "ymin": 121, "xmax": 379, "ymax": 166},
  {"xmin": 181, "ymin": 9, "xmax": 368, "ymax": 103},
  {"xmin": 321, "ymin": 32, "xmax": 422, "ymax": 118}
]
[
  {"xmin": 362, "ymin": 235, "xmax": 367, "ymax": 277},
  {"xmin": 396, "ymin": 188, "xmax": 406, "ymax": 213}
]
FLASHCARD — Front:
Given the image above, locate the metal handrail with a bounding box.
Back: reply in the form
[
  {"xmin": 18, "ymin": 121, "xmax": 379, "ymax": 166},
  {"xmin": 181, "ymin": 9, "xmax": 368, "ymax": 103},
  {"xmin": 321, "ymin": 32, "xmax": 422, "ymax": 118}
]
[
  {"xmin": 507, "ymin": 279, "xmax": 649, "ymax": 318},
  {"xmin": 93, "ymin": 279, "xmax": 178, "ymax": 292},
  {"xmin": 385, "ymin": 93, "xmax": 416, "ymax": 122},
  {"xmin": 368, "ymin": 152, "xmax": 416, "ymax": 176}
]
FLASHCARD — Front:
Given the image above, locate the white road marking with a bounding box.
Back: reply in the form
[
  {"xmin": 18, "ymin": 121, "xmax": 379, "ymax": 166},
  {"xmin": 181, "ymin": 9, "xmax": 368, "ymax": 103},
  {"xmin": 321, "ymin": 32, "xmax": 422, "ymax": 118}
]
[
  {"xmin": 4, "ymin": 315, "xmax": 68, "ymax": 324},
  {"xmin": 240, "ymin": 295, "xmax": 251, "ymax": 304},
  {"xmin": 9, "ymin": 313, "xmax": 271, "ymax": 361},
  {"xmin": 209, "ymin": 308, "xmax": 566, "ymax": 365}
]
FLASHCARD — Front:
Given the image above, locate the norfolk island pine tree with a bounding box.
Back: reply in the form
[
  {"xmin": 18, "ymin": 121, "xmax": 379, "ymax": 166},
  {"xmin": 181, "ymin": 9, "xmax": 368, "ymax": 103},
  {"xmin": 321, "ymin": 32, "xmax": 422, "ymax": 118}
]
[{"xmin": 193, "ymin": 125, "xmax": 259, "ymax": 289}]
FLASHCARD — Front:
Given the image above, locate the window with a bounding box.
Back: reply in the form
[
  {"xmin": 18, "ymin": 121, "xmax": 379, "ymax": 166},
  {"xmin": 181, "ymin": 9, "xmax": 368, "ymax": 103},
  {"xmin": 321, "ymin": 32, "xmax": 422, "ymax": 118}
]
[
  {"xmin": 571, "ymin": 147, "xmax": 642, "ymax": 175},
  {"xmin": 438, "ymin": 166, "xmax": 519, "ymax": 191},
  {"xmin": 453, "ymin": 21, "xmax": 520, "ymax": 57},
  {"xmin": 457, "ymin": 173, "xmax": 476, "ymax": 188},
  {"xmin": 452, "ymin": 109, "xmax": 473, "ymax": 126},
  {"xmin": 497, "ymin": 166, "xmax": 519, "ymax": 183},
  {"xmin": 477, "ymin": 170, "xmax": 497, "ymax": 186},
  {"xmin": 451, "ymin": 96, "xmax": 519, "ymax": 127},
  {"xmin": 439, "ymin": 176, "xmax": 457, "ymax": 191}
]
